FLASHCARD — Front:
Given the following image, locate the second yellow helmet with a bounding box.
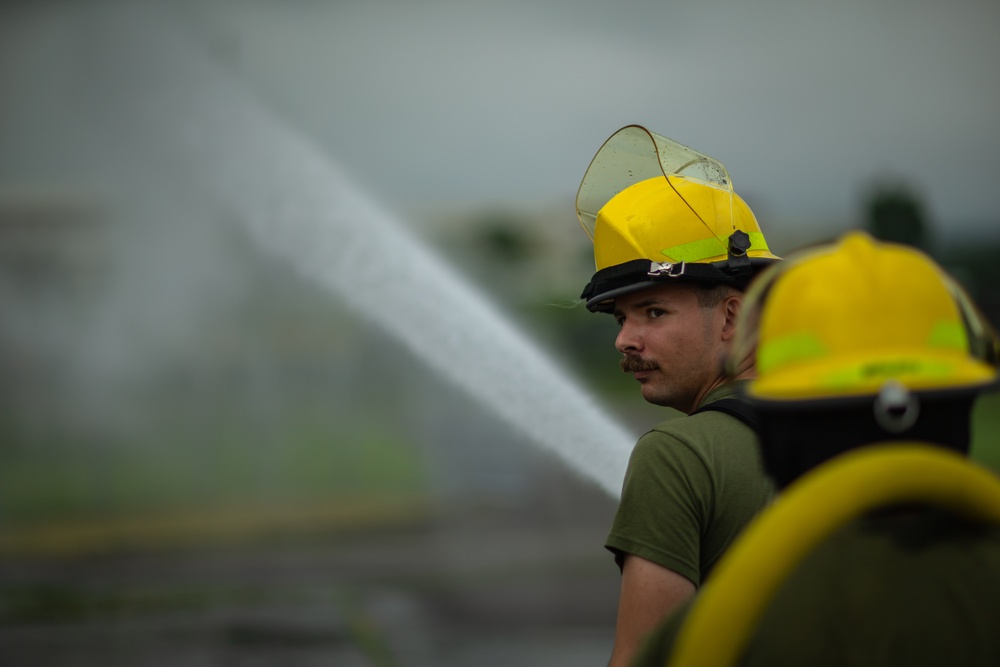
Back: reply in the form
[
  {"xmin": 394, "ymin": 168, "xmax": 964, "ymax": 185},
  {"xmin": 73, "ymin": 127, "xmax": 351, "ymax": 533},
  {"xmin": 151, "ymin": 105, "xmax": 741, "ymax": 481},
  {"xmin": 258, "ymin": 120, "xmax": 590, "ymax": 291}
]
[{"xmin": 733, "ymin": 231, "xmax": 999, "ymax": 402}]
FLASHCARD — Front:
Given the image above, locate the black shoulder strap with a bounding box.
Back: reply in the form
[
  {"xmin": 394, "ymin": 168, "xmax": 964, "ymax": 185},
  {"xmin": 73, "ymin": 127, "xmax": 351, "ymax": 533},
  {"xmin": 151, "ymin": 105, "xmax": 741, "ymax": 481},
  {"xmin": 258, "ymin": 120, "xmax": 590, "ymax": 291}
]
[{"xmin": 692, "ymin": 398, "xmax": 760, "ymax": 433}]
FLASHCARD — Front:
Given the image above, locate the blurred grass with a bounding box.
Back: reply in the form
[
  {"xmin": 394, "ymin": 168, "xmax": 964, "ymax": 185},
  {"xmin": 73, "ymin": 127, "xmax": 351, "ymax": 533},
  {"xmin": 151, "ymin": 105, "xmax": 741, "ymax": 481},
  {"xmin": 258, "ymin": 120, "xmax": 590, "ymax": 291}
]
[
  {"xmin": 0, "ymin": 495, "xmax": 430, "ymax": 558},
  {"xmin": 0, "ymin": 433, "xmax": 425, "ymax": 521},
  {"xmin": 0, "ymin": 406, "xmax": 430, "ymax": 558}
]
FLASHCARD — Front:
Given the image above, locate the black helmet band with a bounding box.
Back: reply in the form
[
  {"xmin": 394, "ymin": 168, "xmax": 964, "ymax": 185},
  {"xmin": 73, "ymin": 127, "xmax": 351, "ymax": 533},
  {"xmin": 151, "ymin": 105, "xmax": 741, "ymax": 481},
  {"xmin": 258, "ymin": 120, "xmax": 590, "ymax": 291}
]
[{"xmin": 581, "ymin": 260, "xmax": 733, "ymax": 313}]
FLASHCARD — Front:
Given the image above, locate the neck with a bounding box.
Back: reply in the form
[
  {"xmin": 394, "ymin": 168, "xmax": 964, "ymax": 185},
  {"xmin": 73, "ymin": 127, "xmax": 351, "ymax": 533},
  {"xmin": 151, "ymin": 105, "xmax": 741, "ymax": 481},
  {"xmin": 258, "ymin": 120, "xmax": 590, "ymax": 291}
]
[{"xmin": 684, "ymin": 364, "xmax": 756, "ymax": 415}]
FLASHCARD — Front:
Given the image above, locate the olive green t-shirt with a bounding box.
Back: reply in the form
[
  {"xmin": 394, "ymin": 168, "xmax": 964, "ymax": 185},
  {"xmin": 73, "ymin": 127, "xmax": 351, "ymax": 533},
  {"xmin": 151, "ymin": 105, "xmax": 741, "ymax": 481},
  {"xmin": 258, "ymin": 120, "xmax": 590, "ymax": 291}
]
[
  {"xmin": 605, "ymin": 381, "xmax": 775, "ymax": 586},
  {"xmin": 631, "ymin": 508, "xmax": 1000, "ymax": 667}
]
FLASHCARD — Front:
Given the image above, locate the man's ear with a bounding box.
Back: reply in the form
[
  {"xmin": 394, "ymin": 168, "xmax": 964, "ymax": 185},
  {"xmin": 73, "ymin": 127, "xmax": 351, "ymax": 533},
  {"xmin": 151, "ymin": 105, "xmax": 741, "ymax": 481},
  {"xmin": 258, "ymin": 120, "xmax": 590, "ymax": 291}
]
[{"xmin": 720, "ymin": 294, "xmax": 742, "ymax": 341}]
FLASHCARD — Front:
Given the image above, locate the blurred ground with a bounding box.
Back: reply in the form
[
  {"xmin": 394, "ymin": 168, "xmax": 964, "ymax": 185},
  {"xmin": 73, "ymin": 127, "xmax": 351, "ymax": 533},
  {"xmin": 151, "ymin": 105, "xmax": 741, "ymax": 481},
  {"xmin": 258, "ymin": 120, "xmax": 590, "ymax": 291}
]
[{"xmin": 0, "ymin": 465, "xmax": 620, "ymax": 667}]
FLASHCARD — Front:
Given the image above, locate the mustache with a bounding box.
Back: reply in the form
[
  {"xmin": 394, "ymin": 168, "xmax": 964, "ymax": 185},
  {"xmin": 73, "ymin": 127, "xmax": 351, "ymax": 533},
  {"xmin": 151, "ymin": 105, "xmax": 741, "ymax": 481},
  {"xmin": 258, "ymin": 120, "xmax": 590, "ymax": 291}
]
[{"xmin": 620, "ymin": 355, "xmax": 659, "ymax": 373}]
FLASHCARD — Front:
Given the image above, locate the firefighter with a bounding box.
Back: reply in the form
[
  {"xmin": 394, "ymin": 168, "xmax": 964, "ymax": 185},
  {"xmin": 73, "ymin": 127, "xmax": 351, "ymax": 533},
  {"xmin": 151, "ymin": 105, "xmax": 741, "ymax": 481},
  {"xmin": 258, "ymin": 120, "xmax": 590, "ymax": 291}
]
[
  {"xmin": 575, "ymin": 125, "xmax": 780, "ymax": 666},
  {"xmin": 629, "ymin": 231, "xmax": 1000, "ymax": 667}
]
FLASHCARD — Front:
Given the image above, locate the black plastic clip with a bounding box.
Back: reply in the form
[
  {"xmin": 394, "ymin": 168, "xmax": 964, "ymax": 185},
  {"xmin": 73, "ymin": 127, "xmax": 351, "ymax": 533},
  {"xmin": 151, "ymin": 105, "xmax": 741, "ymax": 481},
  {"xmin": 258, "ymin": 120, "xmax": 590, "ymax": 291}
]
[{"xmin": 727, "ymin": 230, "xmax": 752, "ymax": 274}]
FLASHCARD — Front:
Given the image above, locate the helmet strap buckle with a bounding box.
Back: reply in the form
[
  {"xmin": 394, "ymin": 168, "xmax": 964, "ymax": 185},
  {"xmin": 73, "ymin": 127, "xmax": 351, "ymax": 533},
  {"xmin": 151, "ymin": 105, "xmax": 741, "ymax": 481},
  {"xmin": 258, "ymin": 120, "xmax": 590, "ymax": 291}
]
[{"xmin": 648, "ymin": 261, "xmax": 686, "ymax": 278}]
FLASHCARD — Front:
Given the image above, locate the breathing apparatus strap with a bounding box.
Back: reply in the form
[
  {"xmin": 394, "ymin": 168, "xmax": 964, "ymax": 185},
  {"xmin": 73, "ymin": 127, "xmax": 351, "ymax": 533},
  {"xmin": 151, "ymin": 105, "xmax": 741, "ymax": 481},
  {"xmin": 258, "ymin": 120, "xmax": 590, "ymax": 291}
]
[{"xmin": 692, "ymin": 398, "xmax": 760, "ymax": 432}]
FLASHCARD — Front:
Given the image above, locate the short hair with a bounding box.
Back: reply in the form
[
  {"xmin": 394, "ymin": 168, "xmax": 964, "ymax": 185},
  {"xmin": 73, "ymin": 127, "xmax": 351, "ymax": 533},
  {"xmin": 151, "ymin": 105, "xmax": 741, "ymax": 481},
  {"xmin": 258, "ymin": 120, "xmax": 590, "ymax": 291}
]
[{"xmin": 695, "ymin": 283, "xmax": 741, "ymax": 308}]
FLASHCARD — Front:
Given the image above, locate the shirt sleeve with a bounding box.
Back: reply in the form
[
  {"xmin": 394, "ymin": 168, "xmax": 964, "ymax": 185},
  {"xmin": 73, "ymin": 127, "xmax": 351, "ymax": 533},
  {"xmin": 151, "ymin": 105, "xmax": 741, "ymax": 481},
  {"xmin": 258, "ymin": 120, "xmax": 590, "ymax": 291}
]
[{"xmin": 605, "ymin": 429, "xmax": 713, "ymax": 586}]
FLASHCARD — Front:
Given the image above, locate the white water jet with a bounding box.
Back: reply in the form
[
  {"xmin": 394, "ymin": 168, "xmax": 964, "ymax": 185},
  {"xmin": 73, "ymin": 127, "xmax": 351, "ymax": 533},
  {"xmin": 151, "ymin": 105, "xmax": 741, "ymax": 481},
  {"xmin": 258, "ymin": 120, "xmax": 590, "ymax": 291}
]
[{"xmin": 86, "ymin": 4, "xmax": 635, "ymax": 497}]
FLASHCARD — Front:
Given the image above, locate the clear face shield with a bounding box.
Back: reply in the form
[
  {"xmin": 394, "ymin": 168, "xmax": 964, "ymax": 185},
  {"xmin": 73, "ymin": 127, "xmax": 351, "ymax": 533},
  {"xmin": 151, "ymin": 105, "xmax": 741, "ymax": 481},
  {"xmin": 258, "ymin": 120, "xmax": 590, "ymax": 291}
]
[
  {"xmin": 949, "ymin": 275, "xmax": 1000, "ymax": 367},
  {"xmin": 575, "ymin": 124, "xmax": 738, "ymax": 249}
]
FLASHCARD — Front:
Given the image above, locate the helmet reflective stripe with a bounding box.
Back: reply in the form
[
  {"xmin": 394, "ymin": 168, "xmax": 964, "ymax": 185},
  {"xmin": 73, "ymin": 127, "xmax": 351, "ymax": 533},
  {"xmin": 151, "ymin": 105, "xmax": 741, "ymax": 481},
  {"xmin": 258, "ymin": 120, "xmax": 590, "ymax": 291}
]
[
  {"xmin": 661, "ymin": 231, "xmax": 772, "ymax": 264},
  {"xmin": 758, "ymin": 322, "xmax": 970, "ymax": 377},
  {"xmin": 756, "ymin": 332, "xmax": 828, "ymax": 374},
  {"xmin": 928, "ymin": 320, "xmax": 972, "ymax": 350},
  {"xmin": 821, "ymin": 359, "xmax": 968, "ymax": 391}
]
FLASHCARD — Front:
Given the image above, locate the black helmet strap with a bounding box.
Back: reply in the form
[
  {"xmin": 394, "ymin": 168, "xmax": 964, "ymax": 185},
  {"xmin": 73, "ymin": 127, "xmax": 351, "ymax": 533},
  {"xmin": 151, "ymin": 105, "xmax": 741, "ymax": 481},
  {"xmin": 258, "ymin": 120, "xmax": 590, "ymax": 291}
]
[
  {"xmin": 580, "ymin": 259, "xmax": 738, "ymax": 311},
  {"xmin": 581, "ymin": 251, "xmax": 779, "ymax": 313}
]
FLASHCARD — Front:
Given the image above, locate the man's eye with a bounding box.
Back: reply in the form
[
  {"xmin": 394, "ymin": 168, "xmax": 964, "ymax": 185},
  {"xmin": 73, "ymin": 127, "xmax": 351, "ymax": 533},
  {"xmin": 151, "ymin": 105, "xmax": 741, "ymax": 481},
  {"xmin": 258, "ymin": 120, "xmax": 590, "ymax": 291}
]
[{"xmin": 648, "ymin": 308, "xmax": 666, "ymax": 318}]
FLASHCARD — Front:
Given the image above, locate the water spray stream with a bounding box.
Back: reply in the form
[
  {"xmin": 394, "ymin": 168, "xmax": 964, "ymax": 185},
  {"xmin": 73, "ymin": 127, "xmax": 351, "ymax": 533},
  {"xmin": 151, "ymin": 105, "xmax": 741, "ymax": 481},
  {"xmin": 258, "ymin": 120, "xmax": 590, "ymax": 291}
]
[{"xmin": 90, "ymin": 5, "xmax": 634, "ymax": 497}]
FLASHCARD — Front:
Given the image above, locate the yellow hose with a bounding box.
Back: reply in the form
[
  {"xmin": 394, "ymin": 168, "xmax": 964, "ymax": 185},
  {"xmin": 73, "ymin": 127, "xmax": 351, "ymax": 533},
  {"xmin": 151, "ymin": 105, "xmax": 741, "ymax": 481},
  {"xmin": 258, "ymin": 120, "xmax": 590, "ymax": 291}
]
[{"xmin": 666, "ymin": 443, "xmax": 1000, "ymax": 667}]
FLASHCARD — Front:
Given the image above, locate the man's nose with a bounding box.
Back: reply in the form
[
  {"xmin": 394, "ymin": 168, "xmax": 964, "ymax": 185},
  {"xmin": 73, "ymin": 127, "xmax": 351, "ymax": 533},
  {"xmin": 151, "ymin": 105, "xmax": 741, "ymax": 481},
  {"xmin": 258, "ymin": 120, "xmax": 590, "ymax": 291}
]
[{"xmin": 615, "ymin": 321, "xmax": 641, "ymax": 354}]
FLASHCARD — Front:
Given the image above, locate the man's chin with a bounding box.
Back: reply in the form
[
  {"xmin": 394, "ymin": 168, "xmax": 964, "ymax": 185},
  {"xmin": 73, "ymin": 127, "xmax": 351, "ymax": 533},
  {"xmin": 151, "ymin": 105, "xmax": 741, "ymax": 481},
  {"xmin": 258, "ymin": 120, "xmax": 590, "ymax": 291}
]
[
  {"xmin": 639, "ymin": 386, "xmax": 689, "ymax": 413},
  {"xmin": 639, "ymin": 386, "xmax": 669, "ymax": 407}
]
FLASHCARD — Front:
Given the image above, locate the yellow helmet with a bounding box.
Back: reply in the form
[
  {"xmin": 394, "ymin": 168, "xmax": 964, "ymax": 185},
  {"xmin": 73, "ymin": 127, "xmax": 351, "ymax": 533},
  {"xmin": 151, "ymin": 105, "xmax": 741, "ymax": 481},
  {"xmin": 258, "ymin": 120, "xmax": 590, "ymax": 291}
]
[
  {"xmin": 732, "ymin": 231, "xmax": 999, "ymax": 402},
  {"xmin": 576, "ymin": 125, "xmax": 780, "ymax": 312}
]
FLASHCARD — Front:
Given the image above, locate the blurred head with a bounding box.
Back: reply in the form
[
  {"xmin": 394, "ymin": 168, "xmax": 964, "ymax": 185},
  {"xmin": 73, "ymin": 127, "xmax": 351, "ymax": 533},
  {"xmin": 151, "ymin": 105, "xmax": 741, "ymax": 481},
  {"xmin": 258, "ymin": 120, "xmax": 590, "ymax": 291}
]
[
  {"xmin": 730, "ymin": 231, "xmax": 1000, "ymax": 487},
  {"xmin": 576, "ymin": 125, "xmax": 780, "ymax": 314}
]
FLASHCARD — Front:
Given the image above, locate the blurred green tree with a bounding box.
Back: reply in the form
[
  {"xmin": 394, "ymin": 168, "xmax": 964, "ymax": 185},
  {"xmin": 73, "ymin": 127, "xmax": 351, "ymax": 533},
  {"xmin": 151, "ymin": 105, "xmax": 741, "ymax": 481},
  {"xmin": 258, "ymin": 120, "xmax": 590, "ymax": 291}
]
[
  {"xmin": 474, "ymin": 211, "xmax": 538, "ymax": 263},
  {"xmin": 864, "ymin": 183, "xmax": 930, "ymax": 252}
]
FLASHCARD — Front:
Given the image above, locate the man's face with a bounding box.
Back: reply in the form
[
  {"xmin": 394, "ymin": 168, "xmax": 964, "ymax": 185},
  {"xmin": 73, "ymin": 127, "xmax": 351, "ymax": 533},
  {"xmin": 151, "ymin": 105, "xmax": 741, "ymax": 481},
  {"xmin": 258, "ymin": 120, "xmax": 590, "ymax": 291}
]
[{"xmin": 613, "ymin": 283, "xmax": 731, "ymax": 414}]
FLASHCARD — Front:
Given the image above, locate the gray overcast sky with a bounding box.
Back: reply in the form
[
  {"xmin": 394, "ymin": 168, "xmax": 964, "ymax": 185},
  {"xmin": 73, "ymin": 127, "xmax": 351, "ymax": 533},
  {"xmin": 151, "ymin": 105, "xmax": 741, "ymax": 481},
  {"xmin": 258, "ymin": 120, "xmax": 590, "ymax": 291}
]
[
  {"xmin": 172, "ymin": 0, "xmax": 1000, "ymax": 239},
  {"xmin": 3, "ymin": 0, "xmax": 999, "ymax": 242}
]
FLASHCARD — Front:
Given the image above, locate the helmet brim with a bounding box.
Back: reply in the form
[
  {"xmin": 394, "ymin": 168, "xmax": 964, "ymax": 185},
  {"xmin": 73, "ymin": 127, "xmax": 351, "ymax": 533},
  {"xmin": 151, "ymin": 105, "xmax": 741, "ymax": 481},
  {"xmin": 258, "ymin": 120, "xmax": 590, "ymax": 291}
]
[{"xmin": 583, "ymin": 257, "xmax": 779, "ymax": 313}]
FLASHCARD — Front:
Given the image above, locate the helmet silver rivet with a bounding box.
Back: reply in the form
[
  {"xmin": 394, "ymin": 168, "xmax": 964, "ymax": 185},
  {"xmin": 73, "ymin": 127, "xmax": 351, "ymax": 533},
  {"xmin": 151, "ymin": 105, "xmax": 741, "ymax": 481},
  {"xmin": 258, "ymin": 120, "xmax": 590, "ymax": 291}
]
[{"xmin": 873, "ymin": 381, "xmax": 919, "ymax": 433}]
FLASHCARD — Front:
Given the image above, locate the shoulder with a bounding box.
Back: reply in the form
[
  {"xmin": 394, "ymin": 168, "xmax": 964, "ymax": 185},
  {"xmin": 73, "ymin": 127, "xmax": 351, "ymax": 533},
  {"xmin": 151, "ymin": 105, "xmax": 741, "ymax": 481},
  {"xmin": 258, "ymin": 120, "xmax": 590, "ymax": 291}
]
[
  {"xmin": 642, "ymin": 403, "xmax": 757, "ymax": 456},
  {"xmin": 628, "ymin": 401, "xmax": 768, "ymax": 499},
  {"xmin": 625, "ymin": 410, "xmax": 754, "ymax": 494}
]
